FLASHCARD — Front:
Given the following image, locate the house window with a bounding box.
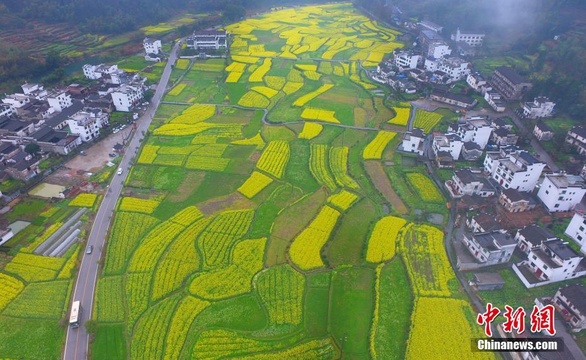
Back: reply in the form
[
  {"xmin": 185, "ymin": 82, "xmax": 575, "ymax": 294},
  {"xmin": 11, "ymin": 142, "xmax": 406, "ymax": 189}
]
[
  {"xmin": 543, "ymin": 265, "xmax": 548, "ymax": 270},
  {"xmin": 545, "ymin": 190, "xmax": 549, "ymax": 195},
  {"xmin": 555, "ymin": 204, "xmax": 560, "ymax": 208},
  {"xmin": 532, "ymin": 255, "xmax": 537, "ymax": 260},
  {"xmin": 580, "ymin": 226, "xmax": 584, "ymax": 232}
]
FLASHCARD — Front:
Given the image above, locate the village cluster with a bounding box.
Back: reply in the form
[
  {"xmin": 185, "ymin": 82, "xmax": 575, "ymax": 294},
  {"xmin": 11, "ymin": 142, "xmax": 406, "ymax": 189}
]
[{"xmin": 387, "ymin": 19, "xmax": 586, "ymax": 336}]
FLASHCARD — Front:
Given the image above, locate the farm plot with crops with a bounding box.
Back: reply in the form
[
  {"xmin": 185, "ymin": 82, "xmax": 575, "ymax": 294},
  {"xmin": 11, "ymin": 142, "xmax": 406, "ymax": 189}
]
[{"xmin": 87, "ymin": 4, "xmax": 481, "ymax": 360}]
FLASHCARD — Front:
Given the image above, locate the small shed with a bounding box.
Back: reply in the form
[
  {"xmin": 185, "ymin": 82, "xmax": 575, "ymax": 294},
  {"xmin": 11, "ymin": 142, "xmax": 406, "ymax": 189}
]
[{"xmin": 470, "ymin": 272, "xmax": 505, "ymax": 291}]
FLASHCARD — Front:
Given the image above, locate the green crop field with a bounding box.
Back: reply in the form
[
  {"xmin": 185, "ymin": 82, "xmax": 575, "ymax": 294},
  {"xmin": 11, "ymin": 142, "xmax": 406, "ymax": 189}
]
[{"xmin": 0, "ymin": 3, "xmax": 492, "ymax": 360}]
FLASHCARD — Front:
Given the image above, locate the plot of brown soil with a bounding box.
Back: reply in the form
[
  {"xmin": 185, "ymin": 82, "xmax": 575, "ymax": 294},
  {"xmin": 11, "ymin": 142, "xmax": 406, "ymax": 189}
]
[
  {"xmin": 364, "ymin": 160, "xmax": 408, "ymax": 215},
  {"xmin": 198, "ymin": 192, "xmax": 255, "ymax": 217},
  {"xmin": 267, "ymin": 188, "xmax": 328, "ymax": 265},
  {"xmin": 167, "ymin": 172, "xmax": 205, "ymax": 202}
]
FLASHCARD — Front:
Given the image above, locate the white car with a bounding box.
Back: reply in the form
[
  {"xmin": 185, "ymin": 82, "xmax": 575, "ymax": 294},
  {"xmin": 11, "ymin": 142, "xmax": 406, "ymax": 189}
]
[
  {"xmin": 113, "ymin": 128, "xmax": 120, "ymax": 134},
  {"xmin": 117, "ymin": 168, "xmax": 123, "ymax": 175}
]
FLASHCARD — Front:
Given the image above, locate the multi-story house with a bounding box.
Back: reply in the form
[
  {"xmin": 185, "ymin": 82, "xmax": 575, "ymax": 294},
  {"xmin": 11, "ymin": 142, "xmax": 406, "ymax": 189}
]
[
  {"xmin": 451, "ymin": 28, "xmax": 485, "ymax": 47},
  {"xmin": 143, "ymin": 38, "xmax": 162, "ymax": 55},
  {"xmin": 491, "ymin": 128, "xmax": 519, "ymax": 146},
  {"xmin": 514, "ymin": 238, "xmax": 586, "ymax": 288},
  {"xmin": 420, "ymin": 30, "xmax": 451, "ymax": 59},
  {"xmin": 515, "ymin": 225, "xmax": 557, "ymax": 254},
  {"xmin": 484, "ymin": 91, "xmax": 506, "ymax": 112},
  {"xmin": 187, "ymin": 30, "xmax": 228, "ymax": 50},
  {"xmin": 401, "ymin": 128, "xmax": 425, "ymax": 155},
  {"xmin": 392, "ymin": 50, "xmax": 421, "ymax": 70},
  {"xmin": 46, "ymin": 90, "xmax": 72, "ymax": 112},
  {"xmin": 522, "ymin": 96, "xmax": 555, "ymax": 119},
  {"xmin": 483, "ymin": 150, "xmax": 545, "ymax": 192},
  {"xmin": 537, "ymin": 174, "xmax": 586, "ymax": 212},
  {"xmin": 565, "ymin": 210, "xmax": 586, "ymax": 254},
  {"xmin": 550, "ymin": 284, "xmax": 586, "ymax": 332},
  {"xmin": 30, "ymin": 126, "xmax": 81, "ymax": 155},
  {"xmin": 461, "ymin": 230, "xmax": 517, "ymax": 268},
  {"xmin": 467, "ymin": 214, "xmax": 501, "ymax": 233},
  {"xmin": 498, "ymin": 188, "xmax": 537, "ymax": 213},
  {"xmin": 467, "ymin": 72, "xmax": 490, "ymax": 93},
  {"xmin": 424, "ymin": 57, "xmax": 470, "ymax": 83},
  {"xmin": 82, "ymin": 64, "xmax": 120, "ymax": 81},
  {"xmin": 111, "ymin": 85, "xmax": 144, "ymax": 112},
  {"xmin": 461, "ymin": 141, "xmax": 483, "ymax": 161},
  {"xmin": 433, "ymin": 133, "xmax": 463, "ymax": 160},
  {"xmin": 533, "ymin": 120, "xmax": 554, "ymax": 141},
  {"xmin": 490, "ymin": 66, "xmax": 532, "ymax": 101},
  {"xmin": 450, "ymin": 117, "xmax": 492, "ymax": 149},
  {"xmin": 66, "ymin": 108, "xmax": 109, "ymax": 142},
  {"xmin": 565, "ymin": 126, "xmax": 586, "ymax": 155},
  {"xmin": 446, "ymin": 168, "xmax": 495, "ymax": 198}
]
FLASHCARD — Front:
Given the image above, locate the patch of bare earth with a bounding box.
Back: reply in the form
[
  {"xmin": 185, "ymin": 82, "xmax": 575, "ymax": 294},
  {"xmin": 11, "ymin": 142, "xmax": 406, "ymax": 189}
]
[
  {"xmin": 198, "ymin": 192, "xmax": 255, "ymax": 217},
  {"xmin": 267, "ymin": 188, "xmax": 328, "ymax": 265},
  {"xmin": 364, "ymin": 160, "xmax": 408, "ymax": 215},
  {"xmin": 168, "ymin": 172, "xmax": 205, "ymax": 202}
]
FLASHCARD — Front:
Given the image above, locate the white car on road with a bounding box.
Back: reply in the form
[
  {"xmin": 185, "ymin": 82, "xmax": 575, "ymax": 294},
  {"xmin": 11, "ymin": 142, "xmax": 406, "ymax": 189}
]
[{"xmin": 117, "ymin": 168, "xmax": 123, "ymax": 175}]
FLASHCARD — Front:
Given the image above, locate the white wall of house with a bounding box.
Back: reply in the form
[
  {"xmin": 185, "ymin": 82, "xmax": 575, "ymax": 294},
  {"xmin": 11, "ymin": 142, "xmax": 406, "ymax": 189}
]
[
  {"xmin": 47, "ymin": 92, "xmax": 72, "ymax": 112},
  {"xmin": 111, "ymin": 86, "xmax": 144, "ymax": 112},
  {"xmin": 565, "ymin": 212, "xmax": 586, "ymax": 254},
  {"xmin": 537, "ymin": 175, "xmax": 586, "ymax": 212},
  {"xmin": 144, "ymin": 39, "xmax": 162, "ymax": 54},
  {"xmin": 402, "ymin": 135, "xmax": 424, "ymax": 155},
  {"xmin": 66, "ymin": 110, "xmax": 108, "ymax": 142}
]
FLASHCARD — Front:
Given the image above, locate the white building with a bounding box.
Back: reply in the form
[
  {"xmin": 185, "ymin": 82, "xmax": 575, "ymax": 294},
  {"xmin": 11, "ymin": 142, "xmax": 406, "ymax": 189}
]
[
  {"xmin": 433, "ymin": 133, "xmax": 463, "ymax": 160},
  {"xmin": 537, "ymin": 174, "xmax": 586, "ymax": 212},
  {"xmin": 82, "ymin": 64, "xmax": 120, "ymax": 81},
  {"xmin": 451, "ymin": 28, "xmax": 485, "ymax": 47},
  {"xmin": 66, "ymin": 108, "xmax": 109, "ymax": 142},
  {"xmin": 187, "ymin": 30, "xmax": 228, "ymax": 50},
  {"xmin": 446, "ymin": 168, "xmax": 496, "ymax": 198},
  {"xmin": 565, "ymin": 211, "xmax": 586, "ymax": 254},
  {"xmin": 550, "ymin": 284, "xmax": 586, "ymax": 332},
  {"xmin": 424, "ymin": 57, "xmax": 470, "ymax": 83},
  {"xmin": 46, "ymin": 90, "xmax": 72, "ymax": 112},
  {"xmin": 467, "ymin": 72, "xmax": 490, "ymax": 93},
  {"xmin": 533, "ymin": 120, "xmax": 554, "ymax": 141},
  {"xmin": 393, "ymin": 51, "xmax": 421, "ymax": 70},
  {"xmin": 515, "ymin": 225, "xmax": 557, "ymax": 254},
  {"xmin": 566, "ymin": 126, "xmax": 586, "ymax": 155},
  {"xmin": 427, "ymin": 41, "xmax": 452, "ymax": 59},
  {"xmin": 483, "ymin": 150, "xmax": 546, "ymax": 192},
  {"xmin": 0, "ymin": 104, "xmax": 15, "ymax": 118},
  {"xmin": 143, "ymin": 38, "xmax": 162, "ymax": 55},
  {"xmin": 522, "ymin": 96, "xmax": 555, "ymax": 119},
  {"xmin": 111, "ymin": 84, "xmax": 144, "ymax": 112},
  {"xmin": 450, "ymin": 118, "xmax": 493, "ymax": 149},
  {"xmin": 461, "ymin": 231, "xmax": 517, "ymax": 267},
  {"xmin": 514, "ymin": 239, "xmax": 586, "ymax": 288},
  {"xmin": 484, "ymin": 91, "xmax": 506, "ymax": 112},
  {"xmin": 2, "ymin": 94, "xmax": 31, "ymax": 109},
  {"xmin": 401, "ymin": 128, "xmax": 425, "ymax": 155}
]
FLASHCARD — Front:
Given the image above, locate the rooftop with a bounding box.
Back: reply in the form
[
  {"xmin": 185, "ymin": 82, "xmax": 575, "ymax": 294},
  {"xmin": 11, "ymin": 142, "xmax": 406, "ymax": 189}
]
[
  {"xmin": 473, "ymin": 231, "xmax": 516, "ymax": 250},
  {"xmin": 559, "ymin": 284, "xmax": 586, "ymax": 315},
  {"xmin": 569, "ymin": 125, "xmax": 586, "ymax": 139},
  {"xmin": 546, "ymin": 174, "xmax": 586, "ymax": 189},
  {"xmin": 518, "ymin": 225, "xmax": 555, "ymax": 246},
  {"xmin": 495, "ymin": 66, "xmax": 529, "ymax": 85},
  {"xmin": 535, "ymin": 120, "xmax": 553, "ymax": 133},
  {"xmin": 472, "ymin": 213, "xmax": 501, "ymax": 232},
  {"xmin": 544, "ymin": 239, "xmax": 581, "ymax": 260},
  {"xmin": 502, "ymin": 188, "xmax": 533, "ymax": 203},
  {"xmin": 431, "ymin": 89, "xmax": 476, "ymax": 105},
  {"xmin": 473, "ymin": 272, "xmax": 504, "ymax": 285}
]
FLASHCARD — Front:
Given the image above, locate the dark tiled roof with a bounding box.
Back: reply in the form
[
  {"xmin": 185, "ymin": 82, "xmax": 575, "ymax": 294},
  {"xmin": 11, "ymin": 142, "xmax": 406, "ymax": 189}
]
[
  {"xmin": 45, "ymin": 101, "xmax": 84, "ymax": 128},
  {"xmin": 473, "ymin": 214, "xmax": 501, "ymax": 232},
  {"xmin": 559, "ymin": 284, "xmax": 586, "ymax": 315},
  {"xmin": 474, "ymin": 231, "xmax": 516, "ymax": 249},
  {"xmin": 410, "ymin": 128, "xmax": 425, "ymax": 138},
  {"xmin": 518, "ymin": 225, "xmax": 555, "ymax": 247},
  {"xmin": 569, "ymin": 126, "xmax": 586, "ymax": 139},
  {"xmin": 463, "ymin": 141, "xmax": 481, "ymax": 151},
  {"xmin": 431, "ymin": 89, "xmax": 476, "ymax": 105},
  {"xmin": 535, "ymin": 120, "xmax": 553, "ymax": 133},
  {"xmin": 544, "ymin": 239, "xmax": 580, "ymax": 260},
  {"xmin": 502, "ymin": 188, "xmax": 531, "ymax": 202},
  {"xmin": 495, "ymin": 66, "xmax": 528, "ymax": 85}
]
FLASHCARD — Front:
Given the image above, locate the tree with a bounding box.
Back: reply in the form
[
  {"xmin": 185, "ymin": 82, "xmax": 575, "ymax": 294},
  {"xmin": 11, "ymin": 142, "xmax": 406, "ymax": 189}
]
[{"xmin": 24, "ymin": 143, "xmax": 40, "ymax": 155}]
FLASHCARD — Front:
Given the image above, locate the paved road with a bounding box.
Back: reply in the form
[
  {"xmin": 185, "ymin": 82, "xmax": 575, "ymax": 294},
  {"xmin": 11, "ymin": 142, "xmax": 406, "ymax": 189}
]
[{"xmin": 62, "ymin": 40, "xmax": 181, "ymax": 360}]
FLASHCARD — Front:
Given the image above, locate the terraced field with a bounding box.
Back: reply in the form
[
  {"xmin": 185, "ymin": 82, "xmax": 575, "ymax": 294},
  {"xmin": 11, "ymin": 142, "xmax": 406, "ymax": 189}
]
[{"xmin": 84, "ymin": 3, "xmax": 488, "ymax": 360}]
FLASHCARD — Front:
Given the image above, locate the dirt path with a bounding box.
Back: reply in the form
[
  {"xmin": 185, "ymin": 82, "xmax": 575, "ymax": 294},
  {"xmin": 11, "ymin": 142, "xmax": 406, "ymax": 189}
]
[{"xmin": 364, "ymin": 160, "xmax": 408, "ymax": 215}]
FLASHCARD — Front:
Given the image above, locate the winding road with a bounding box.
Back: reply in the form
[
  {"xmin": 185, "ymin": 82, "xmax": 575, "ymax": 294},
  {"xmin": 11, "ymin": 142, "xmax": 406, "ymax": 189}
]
[{"xmin": 62, "ymin": 40, "xmax": 181, "ymax": 360}]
